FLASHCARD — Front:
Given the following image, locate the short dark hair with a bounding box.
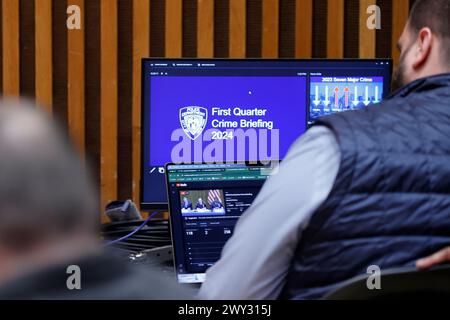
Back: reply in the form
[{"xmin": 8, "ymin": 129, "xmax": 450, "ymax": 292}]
[{"xmin": 409, "ymin": 0, "xmax": 450, "ymax": 62}]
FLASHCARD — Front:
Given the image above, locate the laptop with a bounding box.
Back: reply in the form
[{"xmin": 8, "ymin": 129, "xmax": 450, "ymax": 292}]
[{"xmin": 165, "ymin": 162, "xmax": 277, "ymax": 284}]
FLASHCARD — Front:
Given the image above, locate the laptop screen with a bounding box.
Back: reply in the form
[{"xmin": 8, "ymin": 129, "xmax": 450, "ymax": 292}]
[{"xmin": 166, "ymin": 162, "xmax": 276, "ymax": 283}]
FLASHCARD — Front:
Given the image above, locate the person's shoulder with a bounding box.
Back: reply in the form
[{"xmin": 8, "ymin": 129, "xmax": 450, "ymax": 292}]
[
  {"xmin": 297, "ymin": 125, "xmax": 337, "ymax": 148},
  {"xmin": 284, "ymin": 124, "xmax": 339, "ymax": 164},
  {"xmin": 316, "ymin": 101, "xmax": 391, "ymax": 133}
]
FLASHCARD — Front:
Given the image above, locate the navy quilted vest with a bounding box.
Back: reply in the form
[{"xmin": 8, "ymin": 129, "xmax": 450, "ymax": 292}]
[{"xmin": 280, "ymin": 73, "xmax": 450, "ymax": 299}]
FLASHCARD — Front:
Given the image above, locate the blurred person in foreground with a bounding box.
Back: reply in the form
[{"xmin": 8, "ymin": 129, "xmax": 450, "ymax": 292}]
[
  {"xmin": 0, "ymin": 100, "xmax": 192, "ymax": 299},
  {"xmin": 199, "ymin": 0, "xmax": 450, "ymax": 299}
]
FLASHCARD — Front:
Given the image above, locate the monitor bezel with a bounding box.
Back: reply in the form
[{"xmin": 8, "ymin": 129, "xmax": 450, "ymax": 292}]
[{"xmin": 140, "ymin": 58, "xmax": 393, "ymax": 211}]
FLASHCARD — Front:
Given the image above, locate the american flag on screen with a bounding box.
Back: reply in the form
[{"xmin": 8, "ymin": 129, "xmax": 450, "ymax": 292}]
[{"xmin": 207, "ymin": 189, "xmax": 222, "ymax": 204}]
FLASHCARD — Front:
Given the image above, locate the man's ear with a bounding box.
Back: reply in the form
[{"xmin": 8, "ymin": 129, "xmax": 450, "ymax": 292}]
[{"xmin": 412, "ymin": 27, "xmax": 433, "ymax": 69}]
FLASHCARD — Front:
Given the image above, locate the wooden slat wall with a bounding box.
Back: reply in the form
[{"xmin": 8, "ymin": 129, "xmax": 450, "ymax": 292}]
[
  {"xmin": 197, "ymin": 0, "xmax": 214, "ymax": 58},
  {"xmin": 262, "ymin": 0, "xmax": 279, "ymax": 58},
  {"xmin": 2, "ymin": 0, "xmax": 20, "ymax": 96},
  {"xmin": 359, "ymin": 0, "xmax": 377, "ymax": 58},
  {"xmin": 35, "ymin": 0, "xmax": 52, "ymax": 111},
  {"xmin": 229, "ymin": 0, "xmax": 245, "ymax": 57},
  {"xmin": 67, "ymin": 0, "xmax": 85, "ymax": 153},
  {"xmin": 132, "ymin": 0, "xmax": 149, "ymax": 214},
  {"xmin": 0, "ymin": 0, "xmax": 413, "ymax": 219},
  {"xmin": 165, "ymin": 0, "xmax": 182, "ymax": 57},
  {"xmin": 295, "ymin": 0, "xmax": 312, "ymax": 58},
  {"xmin": 327, "ymin": 0, "xmax": 345, "ymax": 58},
  {"xmin": 100, "ymin": 0, "xmax": 118, "ymax": 213},
  {"xmin": 392, "ymin": 0, "xmax": 410, "ymax": 65}
]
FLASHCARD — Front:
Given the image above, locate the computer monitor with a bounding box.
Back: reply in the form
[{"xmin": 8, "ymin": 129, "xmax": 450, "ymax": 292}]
[
  {"xmin": 166, "ymin": 162, "xmax": 275, "ymax": 283},
  {"xmin": 141, "ymin": 59, "xmax": 392, "ymax": 210}
]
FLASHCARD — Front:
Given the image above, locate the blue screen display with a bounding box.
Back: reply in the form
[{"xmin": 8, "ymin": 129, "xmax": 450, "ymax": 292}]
[{"xmin": 141, "ymin": 59, "xmax": 392, "ymax": 209}]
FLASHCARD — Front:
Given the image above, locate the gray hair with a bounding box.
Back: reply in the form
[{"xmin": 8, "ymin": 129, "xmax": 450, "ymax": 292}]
[{"xmin": 0, "ymin": 100, "xmax": 97, "ymax": 250}]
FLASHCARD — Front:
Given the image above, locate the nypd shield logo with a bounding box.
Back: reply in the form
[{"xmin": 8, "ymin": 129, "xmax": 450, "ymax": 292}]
[{"xmin": 179, "ymin": 106, "xmax": 208, "ymax": 140}]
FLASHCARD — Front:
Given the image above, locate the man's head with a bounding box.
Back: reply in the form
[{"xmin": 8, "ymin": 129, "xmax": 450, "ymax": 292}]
[
  {"xmin": 392, "ymin": 0, "xmax": 450, "ymax": 90},
  {"xmin": 0, "ymin": 100, "xmax": 98, "ymax": 281}
]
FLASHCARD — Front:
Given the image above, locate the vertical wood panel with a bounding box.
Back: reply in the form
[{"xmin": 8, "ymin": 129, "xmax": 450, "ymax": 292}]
[
  {"xmin": 19, "ymin": 0, "xmax": 35, "ymax": 99},
  {"xmin": 67, "ymin": 0, "xmax": 85, "ymax": 153},
  {"xmin": 35, "ymin": 0, "xmax": 52, "ymax": 111},
  {"xmin": 344, "ymin": 0, "xmax": 359, "ymax": 58},
  {"xmin": 52, "ymin": 0, "xmax": 68, "ymax": 129},
  {"xmin": 117, "ymin": 0, "xmax": 133, "ymax": 201},
  {"xmin": 295, "ymin": 0, "xmax": 312, "ymax": 58},
  {"xmin": 229, "ymin": 0, "xmax": 245, "ymax": 57},
  {"xmin": 392, "ymin": 0, "xmax": 409, "ymax": 65},
  {"xmin": 150, "ymin": 0, "xmax": 165, "ymax": 57},
  {"xmin": 312, "ymin": 0, "xmax": 327, "ymax": 58},
  {"xmin": 326, "ymin": 0, "xmax": 344, "ymax": 58},
  {"xmin": 84, "ymin": 0, "xmax": 101, "ymax": 215},
  {"xmin": 2, "ymin": 0, "xmax": 20, "ymax": 96},
  {"xmin": 165, "ymin": 0, "xmax": 182, "ymax": 57},
  {"xmin": 182, "ymin": 0, "xmax": 197, "ymax": 57},
  {"xmin": 132, "ymin": 0, "xmax": 150, "ymax": 206},
  {"xmin": 359, "ymin": 0, "xmax": 376, "ymax": 58},
  {"xmin": 246, "ymin": 0, "xmax": 261, "ymax": 57},
  {"xmin": 197, "ymin": 0, "xmax": 213, "ymax": 57},
  {"xmin": 278, "ymin": 0, "xmax": 295, "ymax": 58},
  {"xmin": 262, "ymin": 0, "xmax": 278, "ymax": 58},
  {"xmin": 100, "ymin": 0, "xmax": 118, "ymax": 211},
  {"xmin": 376, "ymin": 0, "xmax": 392, "ymax": 58},
  {"xmin": 213, "ymin": 0, "xmax": 229, "ymax": 57},
  {"xmin": 0, "ymin": 0, "xmax": 3, "ymax": 94}
]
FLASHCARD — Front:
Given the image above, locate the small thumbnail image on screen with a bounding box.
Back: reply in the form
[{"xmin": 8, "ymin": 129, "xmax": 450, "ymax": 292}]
[
  {"xmin": 179, "ymin": 189, "xmax": 226, "ymax": 216},
  {"xmin": 309, "ymin": 76, "xmax": 384, "ymax": 122}
]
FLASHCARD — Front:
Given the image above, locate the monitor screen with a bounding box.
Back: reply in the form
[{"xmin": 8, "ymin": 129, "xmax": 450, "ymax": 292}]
[
  {"xmin": 141, "ymin": 59, "xmax": 392, "ymax": 209},
  {"xmin": 166, "ymin": 162, "xmax": 275, "ymax": 283}
]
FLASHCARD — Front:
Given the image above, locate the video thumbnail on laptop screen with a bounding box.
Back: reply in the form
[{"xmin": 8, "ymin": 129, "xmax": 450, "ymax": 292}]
[{"xmin": 179, "ymin": 189, "xmax": 226, "ymax": 216}]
